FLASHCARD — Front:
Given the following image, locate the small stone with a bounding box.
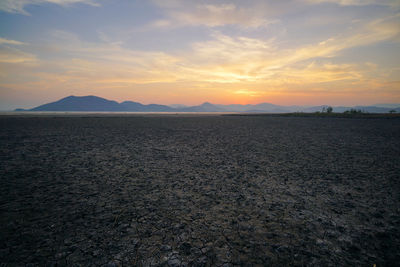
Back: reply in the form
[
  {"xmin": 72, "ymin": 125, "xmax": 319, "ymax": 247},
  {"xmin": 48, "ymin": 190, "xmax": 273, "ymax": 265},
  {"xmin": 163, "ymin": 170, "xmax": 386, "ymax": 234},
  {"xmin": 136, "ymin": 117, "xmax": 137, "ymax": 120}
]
[
  {"xmin": 55, "ymin": 252, "xmax": 67, "ymax": 260},
  {"xmin": 196, "ymin": 256, "xmax": 207, "ymax": 264},
  {"xmin": 161, "ymin": 245, "xmax": 172, "ymax": 251},
  {"xmin": 180, "ymin": 242, "xmax": 192, "ymax": 255},
  {"xmin": 92, "ymin": 250, "xmax": 101, "ymax": 257},
  {"xmin": 168, "ymin": 258, "xmax": 181, "ymax": 267},
  {"xmin": 114, "ymin": 253, "xmax": 123, "ymax": 260},
  {"xmin": 190, "ymin": 247, "xmax": 202, "ymax": 256},
  {"xmin": 167, "ymin": 250, "xmax": 179, "ymax": 258}
]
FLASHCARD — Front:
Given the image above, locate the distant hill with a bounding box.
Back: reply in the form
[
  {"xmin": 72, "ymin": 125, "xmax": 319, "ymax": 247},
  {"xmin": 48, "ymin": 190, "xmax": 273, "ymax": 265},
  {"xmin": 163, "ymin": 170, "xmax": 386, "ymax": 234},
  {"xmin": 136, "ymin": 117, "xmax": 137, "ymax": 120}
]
[
  {"xmin": 31, "ymin": 96, "xmax": 121, "ymax": 111},
  {"xmin": 119, "ymin": 101, "xmax": 174, "ymax": 112},
  {"xmin": 29, "ymin": 96, "xmax": 174, "ymax": 112},
  {"xmin": 15, "ymin": 95, "xmax": 400, "ymax": 113},
  {"xmin": 177, "ymin": 102, "xmax": 226, "ymax": 112},
  {"xmin": 168, "ymin": 104, "xmax": 188, "ymax": 109},
  {"xmin": 373, "ymin": 103, "xmax": 400, "ymax": 109}
]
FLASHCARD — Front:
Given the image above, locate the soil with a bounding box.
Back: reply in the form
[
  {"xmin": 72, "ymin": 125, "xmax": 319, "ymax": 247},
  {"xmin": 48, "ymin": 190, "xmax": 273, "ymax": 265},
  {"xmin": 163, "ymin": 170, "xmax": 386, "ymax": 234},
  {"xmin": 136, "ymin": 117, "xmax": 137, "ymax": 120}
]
[{"xmin": 0, "ymin": 115, "xmax": 399, "ymax": 266}]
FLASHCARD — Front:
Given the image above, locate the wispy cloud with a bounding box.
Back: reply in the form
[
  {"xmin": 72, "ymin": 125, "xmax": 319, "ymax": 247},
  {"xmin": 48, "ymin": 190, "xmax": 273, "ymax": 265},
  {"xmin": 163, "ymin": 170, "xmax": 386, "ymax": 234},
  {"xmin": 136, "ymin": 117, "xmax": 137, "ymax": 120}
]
[
  {"xmin": 0, "ymin": 47, "xmax": 36, "ymax": 63},
  {"xmin": 0, "ymin": 37, "xmax": 26, "ymax": 45},
  {"xmin": 150, "ymin": 1, "xmax": 277, "ymax": 29},
  {"xmin": 0, "ymin": 37, "xmax": 35, "ymax": 63},
  {"xmin": 0, "ymin": 0, "xmax": 100, "ymax": 15},
  {"xmin": 234, "ymin": 89, "xmax": 263, "ymax": 97},
  {"xmin": 178, "ymin": 13, "xmax": 400, "ymax": 84},
  {"xmin": 305, "ymin": 0, "xmax": 400, "ymax": 7}
]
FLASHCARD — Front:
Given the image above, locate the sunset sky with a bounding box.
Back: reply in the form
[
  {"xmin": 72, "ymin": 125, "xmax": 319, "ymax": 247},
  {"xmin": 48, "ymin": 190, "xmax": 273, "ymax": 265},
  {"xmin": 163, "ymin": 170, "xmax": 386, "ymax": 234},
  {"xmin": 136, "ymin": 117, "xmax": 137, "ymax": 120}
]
[{"xmin": 0, "ymin": 0, "xmax": 399, "ymax": 110}]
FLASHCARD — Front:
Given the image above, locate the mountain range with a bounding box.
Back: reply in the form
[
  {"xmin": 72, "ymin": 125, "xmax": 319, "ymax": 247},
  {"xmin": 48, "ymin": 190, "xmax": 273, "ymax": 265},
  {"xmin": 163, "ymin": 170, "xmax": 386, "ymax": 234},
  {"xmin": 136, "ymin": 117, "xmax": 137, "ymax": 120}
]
[{"xmin": 15, "ymin": 95, "xmax": 400, "ymax": 113}]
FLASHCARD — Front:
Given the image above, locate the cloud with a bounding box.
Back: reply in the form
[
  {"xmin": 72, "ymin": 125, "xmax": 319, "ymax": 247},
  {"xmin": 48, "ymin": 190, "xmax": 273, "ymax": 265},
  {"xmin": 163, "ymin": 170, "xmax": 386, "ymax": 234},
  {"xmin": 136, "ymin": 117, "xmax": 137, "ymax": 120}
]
[
  {"xmin": 172, "ymin": 4, "xmax": 272, "ymax": 28},
  {"xmin": 0, "ymin": 46, "xmax": 37, "ymax": 63},
  {"xmin": 0, "ymin": 37, "xmax": 34, "ymax": 63},
  {"xmin": 0, "ymin": 0, "xmax": 100, "ymax": 15},
  {"xmin": 0, "ymin": 37, "xmax": 26, "ymax": 45},
  {"xmin": 234, "ymin": 89, "xmax": 263, "ymax": 97},
  {"xmin": 172, "ymin": 13, "xmax": 400, "ymax": 85},
  {"xmin": 25, "ymin": 30, "xmax": 184, "ymax": 85},
  {"xmin": 275, "ymin": 62, "xmax": 363, "ymax": 85},
  {"xmin": 150, "ymin": 1, "xmax": 276, "ymax": 29},
  {"xmin": 304, "ymin": 0, "xmax": 400, "ymax": 7}
]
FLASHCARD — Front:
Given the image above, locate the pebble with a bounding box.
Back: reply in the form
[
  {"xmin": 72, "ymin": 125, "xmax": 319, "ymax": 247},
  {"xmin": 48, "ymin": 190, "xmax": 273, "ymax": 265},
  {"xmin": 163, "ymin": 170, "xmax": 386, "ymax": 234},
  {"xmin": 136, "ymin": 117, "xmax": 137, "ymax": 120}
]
[
  {"xmin": 168, "ymin": 258, "xmax": 181, "ymax": 267},
  {"xmin": 161, "ymin": 245, "xmax": 172, "ymax": 251}
]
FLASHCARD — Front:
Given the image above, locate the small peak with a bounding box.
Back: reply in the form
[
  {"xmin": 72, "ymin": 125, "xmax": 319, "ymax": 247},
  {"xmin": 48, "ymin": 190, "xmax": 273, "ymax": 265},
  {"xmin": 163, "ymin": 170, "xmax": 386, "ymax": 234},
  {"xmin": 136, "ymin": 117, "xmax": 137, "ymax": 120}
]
[
  {"xmin": 201, "ymin": 102, "xmax": 213, "ymax": 106},
  {"xmin": 59, "ymin": 95, "xmax": 77, "ymax": 101}
]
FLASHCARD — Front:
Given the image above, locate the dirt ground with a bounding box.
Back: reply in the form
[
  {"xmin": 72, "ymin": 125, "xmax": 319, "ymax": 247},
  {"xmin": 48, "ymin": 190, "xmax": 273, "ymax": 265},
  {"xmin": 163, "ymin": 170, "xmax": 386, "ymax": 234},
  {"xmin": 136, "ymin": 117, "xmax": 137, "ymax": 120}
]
[{"xmin": 0, "ymin": 115, "xmax": 399, "ymax": 266}]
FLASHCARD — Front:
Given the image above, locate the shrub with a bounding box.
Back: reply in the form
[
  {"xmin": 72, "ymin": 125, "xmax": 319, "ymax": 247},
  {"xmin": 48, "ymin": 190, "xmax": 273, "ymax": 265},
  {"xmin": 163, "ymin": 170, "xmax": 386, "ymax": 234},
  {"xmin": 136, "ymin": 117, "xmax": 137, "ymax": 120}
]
[{"xmin": 344, "ymin": 109, "xmax": 363, "ymax": 114}]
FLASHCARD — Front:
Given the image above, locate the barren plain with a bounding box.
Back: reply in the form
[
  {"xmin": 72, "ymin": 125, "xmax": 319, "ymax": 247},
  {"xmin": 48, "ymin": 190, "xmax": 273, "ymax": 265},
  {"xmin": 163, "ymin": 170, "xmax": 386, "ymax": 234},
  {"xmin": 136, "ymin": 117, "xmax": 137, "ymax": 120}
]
[{"xmin": 0, "ymin": 115, "xmax": 399, "ymax": 266}]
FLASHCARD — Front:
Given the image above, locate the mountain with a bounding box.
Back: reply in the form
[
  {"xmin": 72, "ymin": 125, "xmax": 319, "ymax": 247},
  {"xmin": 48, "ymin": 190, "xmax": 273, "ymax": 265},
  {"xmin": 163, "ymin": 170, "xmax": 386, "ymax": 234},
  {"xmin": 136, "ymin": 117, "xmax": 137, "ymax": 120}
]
[
  {"xmin": 168, "ymin": 104, "xmax": 188, "ymax": 109},
  {"xmin": 354, "ymin": 106, "xmax": 399, "ymax": 113},
  {"xmin": 15, "ymin": 95, "xmax": 400, "ymax": 113},
  {"xmin": 119, "ymin": 101, "xmax": 144, "ymax": 111},
  {"xmin": 178, "ymin": 102, "xmax": 226, "ymax": 112},
  {"xmin": 373, "ymin": 103, "xmax": 400, "ymax": 108},
  {"xmin": 120, "ymin": 101, "xmax": 174, "ymax": 112},
  {"xmin": 28, "ymin": 96, "xmax": 174, "ymax": 112},
  {"xmin": 31, "ymin": 95, "xmax": 121, "ymax": 111}
]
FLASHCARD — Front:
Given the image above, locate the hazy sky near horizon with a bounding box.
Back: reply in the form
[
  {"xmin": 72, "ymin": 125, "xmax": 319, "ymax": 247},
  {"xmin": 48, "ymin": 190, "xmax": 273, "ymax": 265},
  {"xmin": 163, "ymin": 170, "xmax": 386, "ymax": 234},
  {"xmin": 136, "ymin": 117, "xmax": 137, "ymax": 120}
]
[{"xmin": 0, "ymin": 0, "xmax": 399, "ymax": 109}]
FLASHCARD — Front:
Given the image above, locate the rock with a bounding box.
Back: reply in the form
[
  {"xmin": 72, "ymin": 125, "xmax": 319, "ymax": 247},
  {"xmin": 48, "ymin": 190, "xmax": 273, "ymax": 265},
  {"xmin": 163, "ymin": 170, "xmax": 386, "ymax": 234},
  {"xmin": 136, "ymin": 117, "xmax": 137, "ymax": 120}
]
[
  {"xmin": 179, "ymin": 242, "xmax": 192, "ymax": 255},
  {"xmin": 168, "ymin": 258, "xmax": 181, "ymax": 267},
  {"xmin": 161, "ymin": 245, "xmax": 172, "ymax": 251},
  {"xmin": 55, "ymin": 252, "xmax": 67, "ymax": 260},
  {"xmin": 190, "ymin": 247, "xmax": 202, "ymax": 256},
  {"xmin": 196, "ymin": 256, "xmax": 207, "ymax": 265},
  {"xmin": 316, "ymin": 239, "xmax": 327, "ymax": 247},
  {"xmin": 92, "ymin": 250, "xmax": 101, "ymax": 257}
]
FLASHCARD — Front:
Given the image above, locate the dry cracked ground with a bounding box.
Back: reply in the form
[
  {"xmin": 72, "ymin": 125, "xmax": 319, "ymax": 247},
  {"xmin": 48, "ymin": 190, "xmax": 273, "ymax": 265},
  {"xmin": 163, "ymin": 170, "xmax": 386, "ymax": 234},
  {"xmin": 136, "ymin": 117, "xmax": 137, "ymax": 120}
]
[{"xmin": 0, "ymin": 115, "xmax": 399, "ymax": 266}]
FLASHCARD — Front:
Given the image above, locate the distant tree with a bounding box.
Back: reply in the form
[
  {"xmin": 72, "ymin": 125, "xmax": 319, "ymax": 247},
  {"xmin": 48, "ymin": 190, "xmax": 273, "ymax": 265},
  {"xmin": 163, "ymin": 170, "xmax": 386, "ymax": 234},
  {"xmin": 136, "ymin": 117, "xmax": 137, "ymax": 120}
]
[
  {"xmin": 322, "ymin": 106, "xmax": 326, "ymax": 113},
  {"xmin": 389, "ymin": 109, "xmax": 396, "ymax": 114},
  {"xmin": 344, "ymin": 108, "xmax": 363, "ymax": 114},
  {"xmin": 326, "ymin": 106, "xmax": 333, "ymax": 113}
]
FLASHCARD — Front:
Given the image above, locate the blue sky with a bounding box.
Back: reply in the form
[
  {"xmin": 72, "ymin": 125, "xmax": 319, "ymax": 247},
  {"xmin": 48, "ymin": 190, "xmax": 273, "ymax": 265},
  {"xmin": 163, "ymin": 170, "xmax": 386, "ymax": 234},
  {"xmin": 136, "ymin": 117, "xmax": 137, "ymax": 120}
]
[{"xmin": 0, "ymin": 0, "xmax": 399, "ymax": 109}]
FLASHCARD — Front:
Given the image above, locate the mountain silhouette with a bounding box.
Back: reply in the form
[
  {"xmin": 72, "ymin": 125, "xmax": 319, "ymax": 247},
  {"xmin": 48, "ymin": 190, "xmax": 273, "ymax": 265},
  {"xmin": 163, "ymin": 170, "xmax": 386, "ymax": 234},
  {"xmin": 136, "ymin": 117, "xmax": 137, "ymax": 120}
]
[
  {"xmin": 120, "ymin": 101, "xmax": 174, "ymax": 112},
  {"xmin": 29, "ymin": 96, "xmax": 173, "ymax": 112},
  {"xmin": 177, "ymin": 102, "xmax": 226, "ymax": 112},
  {"xmin": 31, "ymin": 96, "xmax": 121, "ymax": 111}
]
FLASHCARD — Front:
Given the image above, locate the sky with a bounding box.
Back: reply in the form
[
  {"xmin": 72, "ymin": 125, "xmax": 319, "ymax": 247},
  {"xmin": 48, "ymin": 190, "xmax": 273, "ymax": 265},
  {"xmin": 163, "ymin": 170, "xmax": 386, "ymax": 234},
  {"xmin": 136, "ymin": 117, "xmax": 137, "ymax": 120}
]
[{"xmin": 0, "ymin": 0, "xmax": 399, "ymax": 110}]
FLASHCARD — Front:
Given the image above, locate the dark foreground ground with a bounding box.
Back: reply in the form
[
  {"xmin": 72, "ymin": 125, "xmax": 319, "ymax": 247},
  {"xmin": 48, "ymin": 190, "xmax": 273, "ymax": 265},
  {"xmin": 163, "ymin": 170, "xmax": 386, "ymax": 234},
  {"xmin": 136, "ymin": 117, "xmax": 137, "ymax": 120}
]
[{"xmin": 0, "ymin": 115, "xmax": 399, "ymax": 266}]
